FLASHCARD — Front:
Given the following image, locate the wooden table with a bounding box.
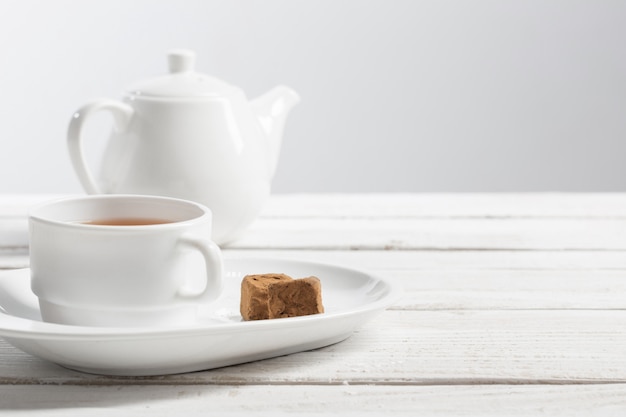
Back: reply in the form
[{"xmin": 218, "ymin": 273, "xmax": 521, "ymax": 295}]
[{"xmin": 1, "ymin": 193, "xmax": 626, "ymax": 415}]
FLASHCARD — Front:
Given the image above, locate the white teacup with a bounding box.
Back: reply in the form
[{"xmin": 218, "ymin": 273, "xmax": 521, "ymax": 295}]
[{"xmin": 29, "ymin": 195, "xmax": 223, "ymax": 327}]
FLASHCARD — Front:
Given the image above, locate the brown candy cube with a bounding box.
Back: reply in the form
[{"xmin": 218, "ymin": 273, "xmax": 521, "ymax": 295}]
[{"xmin": 240, "ymin": 273, "xmax": 324, "ymax": 321}]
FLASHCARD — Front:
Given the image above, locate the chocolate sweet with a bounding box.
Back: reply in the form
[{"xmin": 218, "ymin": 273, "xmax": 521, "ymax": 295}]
[{"xmin": 240, "ymin": 273, "xmax": 324, "ymax": 321}]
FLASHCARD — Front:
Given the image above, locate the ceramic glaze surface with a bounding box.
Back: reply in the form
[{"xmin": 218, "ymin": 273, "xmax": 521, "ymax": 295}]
[
  {"xmin": 67, "ymin": 50, "xmax": 300, "ymax": 244},
  {"xmin": 0, "ymin": 257, "xmax": 398, "ymax": 376},
  {"xmin": 29, "ymin": 195, "xmax": 223, "ymax": 327}
]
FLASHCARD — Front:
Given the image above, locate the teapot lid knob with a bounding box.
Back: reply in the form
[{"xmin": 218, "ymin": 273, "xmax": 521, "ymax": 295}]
[
  {"xmin": 168, "ymin": 49, "xmax": 196, "ymax": 73},
  {"xmin": 127, "ymin": 49, "xmax": 239, "ymax": 97}
]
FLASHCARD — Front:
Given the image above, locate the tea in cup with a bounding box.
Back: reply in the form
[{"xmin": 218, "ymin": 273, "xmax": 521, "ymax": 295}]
[{"xmin": 29, "ymin": 195, "xmax": 223, "ymax": 327}]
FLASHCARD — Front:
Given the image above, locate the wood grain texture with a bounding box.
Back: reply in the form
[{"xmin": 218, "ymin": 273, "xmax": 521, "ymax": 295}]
[
  {"xmin": 2, "ymin": 384, "xmax": 626, "ymax": 416},
  {"xmin": 6, "ymin": 216, "xmax": 626, "ymax": 251},
  {"xmin": 6, "ymin": 250, "xmax": 626, "ymax": 310},
  {"xmin": 6, "ymin": 193, "xmax": 626, "ymax": 252},
  {"xmin": 10, "ymin": 248, "xmax": 626, "ymax": 271},
  {"xmin": 260, "ymin": 193, "xmax": 626, "ymax": 218},
  {"xmin": 230, "ymin": 217, "xmax": 626, "ymax": 250},
  {"xmin": 2, "ymin": 193, "xmax": 626, "ymax": 415},
  {"xmin": 2, "ymin": 310, "xmax": 626, "ymax": 385}
]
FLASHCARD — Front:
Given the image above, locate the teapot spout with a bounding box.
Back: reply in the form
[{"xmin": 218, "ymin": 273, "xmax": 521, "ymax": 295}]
[{"xmin": 251, "ymin": 85, "xmax": 300, "ymax": 178}]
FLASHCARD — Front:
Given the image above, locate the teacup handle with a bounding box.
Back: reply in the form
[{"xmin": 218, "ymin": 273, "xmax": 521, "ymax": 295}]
[
  {"xmin": 67, "ymin": 99, "xmax": 135, "ymax": 194},
  {"xmin": 177, "ymin": 235, "xmax": 224, "ymax": 303}
]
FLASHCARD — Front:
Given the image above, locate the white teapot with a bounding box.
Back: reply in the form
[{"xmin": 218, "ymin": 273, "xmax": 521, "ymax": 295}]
[{"xmin": 68, "ymin": 50, "xmax": 299, "ymax": 244}]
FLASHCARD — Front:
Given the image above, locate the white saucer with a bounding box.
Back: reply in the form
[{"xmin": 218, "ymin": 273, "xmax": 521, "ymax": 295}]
[{"xmin": 0, "ymin": 257, "xmax": 398, "ymax": 376}]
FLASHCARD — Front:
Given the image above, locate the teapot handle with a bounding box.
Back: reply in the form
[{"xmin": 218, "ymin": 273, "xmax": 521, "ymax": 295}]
[{"xmin": 67, "ymin": 99, "xmax": 134, "ymax": 194}]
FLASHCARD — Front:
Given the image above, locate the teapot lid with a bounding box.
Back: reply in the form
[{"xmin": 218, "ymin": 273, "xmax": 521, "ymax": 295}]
[{"xmin": 126, "ymin": 50, "xmax": 241, "ymax": 98}]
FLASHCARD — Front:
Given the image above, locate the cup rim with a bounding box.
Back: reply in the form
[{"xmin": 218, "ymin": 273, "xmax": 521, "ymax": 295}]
[{"xmin": 29, "ymin": 194, "xmax": 211, "ymax": 231}]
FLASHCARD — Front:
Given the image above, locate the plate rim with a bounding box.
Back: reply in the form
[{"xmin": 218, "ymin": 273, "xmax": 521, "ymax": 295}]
[{"xmin": 0, "ymin": 256, "xmax": 400, "ymax": 342}]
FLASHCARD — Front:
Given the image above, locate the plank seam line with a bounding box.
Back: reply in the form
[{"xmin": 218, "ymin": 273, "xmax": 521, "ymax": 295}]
[{"xmin": 1, "ymin": 379, "xmax": 624, "ymax": 387}]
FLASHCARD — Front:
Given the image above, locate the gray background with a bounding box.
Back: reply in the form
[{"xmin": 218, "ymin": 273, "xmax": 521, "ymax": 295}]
[{"xmin": 0, "ymin": 0, "xmax": 624, "ymax": 193}]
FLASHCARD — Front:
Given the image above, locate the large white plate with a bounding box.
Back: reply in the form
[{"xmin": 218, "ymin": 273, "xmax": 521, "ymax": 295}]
[{"xmin": 0, "ymin": 257, "xmax": 398, "ymax": 376}]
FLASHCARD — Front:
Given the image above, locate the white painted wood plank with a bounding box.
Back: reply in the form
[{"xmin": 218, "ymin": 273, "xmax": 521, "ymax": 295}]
[
  {"xmin": 205, "ymin": 310, "xmax": 626, "ymax": 385},
  {"xmin": 230, "ymin": 217, "xmax": 626, "ymax": 250},
  {"xmin": 5, "ymin": 193, "xmax": 626, "ymax": 251},
  {"xmin": 6, "ymin": 248, "xmax": 626, "ymax": 272},
  {"xmin": 0, "ymin": 253, "xmax": 28, "ymax": 270},
  {"xmin": 2, "ymin": 192, "xmax": 626, "ymax": 414},
  {"xmin": 391, "ymin": 269, "xmax": 626, "ymax": 310},
  {"xmin": 0, "ymin": 194, "xmax": 69, "ymax": 217},
  {"xmin": 2, "ymin": 384, "xmax": 626, "ymax": 416},
  {"xmin": 0, "ymin": 195, "xmax": 72, "ymax": 252},
  {"xmin": 2, "ymin": 310, "xmax": 626, "ymax": 385},
  {"xmin": 223, "ymin": 248, "xmax": 626, "ymax": 271},
  {"xmin": 6, "ymin": 251, "xmax": 626, "ymax": 310},
  {"xmin": 0, "ymin": 219, "xmax": 27, "ymax": 250},
  {"xmin": 261, "ymin": 193, "xmax": 626, "ymax": 218},
  {"xmin": 6, "ymin": 216, "xmax": 626, "ymax": 251},
  {"xmin": 9, "ymin": 216, "xmax": 626, "ymax": 251}
]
